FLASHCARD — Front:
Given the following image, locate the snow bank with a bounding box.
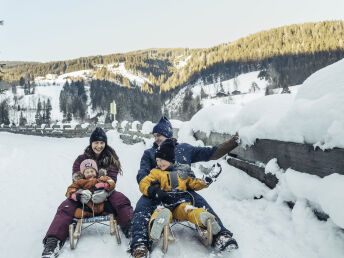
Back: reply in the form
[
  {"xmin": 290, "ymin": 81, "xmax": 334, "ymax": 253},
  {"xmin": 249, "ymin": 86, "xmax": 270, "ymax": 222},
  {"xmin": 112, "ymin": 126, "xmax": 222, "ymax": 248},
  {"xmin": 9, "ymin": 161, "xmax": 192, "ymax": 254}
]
[
  {"xmin": 265, "ymin": 159, "xmax": 344, "ymax": 229},
  {"xmin": 141, "ymin": 121, "xmax": 154, "ymax": 134},
  {"xmin": 185, "ymin": 58, "xmax": 344, "ymax": 149}
]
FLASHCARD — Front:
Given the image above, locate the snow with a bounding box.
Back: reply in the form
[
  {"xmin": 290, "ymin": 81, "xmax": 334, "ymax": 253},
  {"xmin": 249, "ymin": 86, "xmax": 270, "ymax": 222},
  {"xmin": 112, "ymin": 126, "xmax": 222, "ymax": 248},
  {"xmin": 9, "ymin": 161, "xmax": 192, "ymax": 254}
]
[
  {"xmin": 130, "ymin": 121, "xmax": 141, "ymax": 132},
  {"xmin": 183, "ymin": 58, "xmax": 344, "ymax": 149},
  {"xmin": 164, "ymin": 71, "xmax": 271, "ymax": 116},
  {"xmin": 1, "ymin": 130, "xmax": 343, "ymax": 258},
  {"xmin": 175, "ymin": 55, "xmax": 192, "ymax": 69},
  {"xmin": 107, "ymin": 63, "xmax": 150, "ymax": 87},
  {"xmin": 141, "ymin": 121, "xmax": 155, "ymax": 134},
  {"xmin": 0, "ymin": 84, "xmax": 64, "ymax": 124}
]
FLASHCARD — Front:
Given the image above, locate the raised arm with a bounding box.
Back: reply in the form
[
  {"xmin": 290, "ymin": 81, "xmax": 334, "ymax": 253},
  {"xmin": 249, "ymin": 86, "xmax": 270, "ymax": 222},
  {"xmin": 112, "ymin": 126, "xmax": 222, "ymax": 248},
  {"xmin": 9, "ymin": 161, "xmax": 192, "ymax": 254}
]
[
  {"xmin": 189, "ymin": 143, "xmax": 218, "ymax": 163},
  {"xmin": 187, "ymin": 177, "xmax": 208, "ymax": 191}
]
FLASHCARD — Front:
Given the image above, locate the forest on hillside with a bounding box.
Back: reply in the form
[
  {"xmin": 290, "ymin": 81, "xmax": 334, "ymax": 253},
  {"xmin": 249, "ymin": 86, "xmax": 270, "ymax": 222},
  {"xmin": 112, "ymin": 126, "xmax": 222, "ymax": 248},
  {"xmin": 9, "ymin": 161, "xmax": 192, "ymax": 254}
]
[
  {"xmin": 3, "ymin": 21, "xmax": 344, "ymax": 95},
  {"xmin": 59, "ymin": 80, "xmax": 163, "ymax": 123},
  {"xmin": 160, "ymin": 21, "xmax": 344, "ymax": 92}
]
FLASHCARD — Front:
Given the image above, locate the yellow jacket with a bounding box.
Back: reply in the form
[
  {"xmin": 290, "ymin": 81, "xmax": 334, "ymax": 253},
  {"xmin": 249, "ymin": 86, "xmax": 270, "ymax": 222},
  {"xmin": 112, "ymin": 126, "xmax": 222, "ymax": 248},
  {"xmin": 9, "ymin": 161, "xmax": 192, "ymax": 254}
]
[{"xmin": 139, "ymin": 163, "xmax": 207, "ymax": 196}]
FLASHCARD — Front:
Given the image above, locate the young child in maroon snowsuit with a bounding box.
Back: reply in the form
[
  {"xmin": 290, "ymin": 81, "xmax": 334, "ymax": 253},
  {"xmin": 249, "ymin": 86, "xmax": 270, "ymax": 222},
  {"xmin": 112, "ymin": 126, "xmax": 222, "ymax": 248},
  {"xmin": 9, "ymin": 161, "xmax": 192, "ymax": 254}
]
[
  {"xmin": 66, "ymin": 159, "xmax": 115, "ymax": 218},
  {"xmin": 42, "ymin": 127, "xmax": 133, "ymax": 258}
]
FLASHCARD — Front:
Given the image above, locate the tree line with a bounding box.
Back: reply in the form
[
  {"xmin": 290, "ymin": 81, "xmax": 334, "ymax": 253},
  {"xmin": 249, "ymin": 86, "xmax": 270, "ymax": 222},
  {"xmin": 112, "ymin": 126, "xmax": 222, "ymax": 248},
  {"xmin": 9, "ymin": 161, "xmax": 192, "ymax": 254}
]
[{"xmin": 160, "ymin": 20, "xmax": 344, "ymax": 92}]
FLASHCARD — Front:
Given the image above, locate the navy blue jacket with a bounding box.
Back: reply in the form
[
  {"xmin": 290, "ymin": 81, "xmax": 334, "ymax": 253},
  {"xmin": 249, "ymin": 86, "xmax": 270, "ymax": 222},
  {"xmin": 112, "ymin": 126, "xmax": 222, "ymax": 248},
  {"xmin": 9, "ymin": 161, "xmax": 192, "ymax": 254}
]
[{"xmin": 137, "ymin": 141, "xmax": 218, "ymax": 184}]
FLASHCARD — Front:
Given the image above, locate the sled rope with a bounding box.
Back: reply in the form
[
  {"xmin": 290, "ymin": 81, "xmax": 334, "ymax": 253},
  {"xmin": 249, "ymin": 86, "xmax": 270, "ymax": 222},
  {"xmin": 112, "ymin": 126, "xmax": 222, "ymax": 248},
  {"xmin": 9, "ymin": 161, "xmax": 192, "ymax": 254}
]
[{"xmin": 91, "ymin": 201, "xmax": 107, "ymax": 243}]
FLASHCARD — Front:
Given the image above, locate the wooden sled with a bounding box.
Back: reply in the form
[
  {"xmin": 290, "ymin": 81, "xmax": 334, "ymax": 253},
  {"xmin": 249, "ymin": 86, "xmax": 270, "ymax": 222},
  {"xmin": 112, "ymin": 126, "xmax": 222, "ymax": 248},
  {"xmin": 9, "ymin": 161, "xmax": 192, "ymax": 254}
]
[
  {"xmin": 161, "ymin": 218, "xmax": 213, "ymax": 254},
  {"xmin": 69, "ymin": 214, "xmax": 121, "ymax": 249}
]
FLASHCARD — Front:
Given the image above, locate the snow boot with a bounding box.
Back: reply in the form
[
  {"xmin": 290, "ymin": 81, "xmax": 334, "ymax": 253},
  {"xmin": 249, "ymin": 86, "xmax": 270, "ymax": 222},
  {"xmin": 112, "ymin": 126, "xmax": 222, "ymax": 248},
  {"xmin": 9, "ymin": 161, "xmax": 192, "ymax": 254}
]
[
  {"xmin": 199, "ymin": 212, "xmax": 221, "ymax": 235},
  {"xmin": 131, "ymin": 244, "xmax": 149, "ymax": 258},
  {"xmin": 42, "ymin": 237, "xmax": 63, "ymax": 258},
  {"xmin": 150, "ymin": 208, "xmax": 171, "ymax": 241},
  {"xmin": 214, "ymin": 232, "xmax": 238, "ymax": 252}
]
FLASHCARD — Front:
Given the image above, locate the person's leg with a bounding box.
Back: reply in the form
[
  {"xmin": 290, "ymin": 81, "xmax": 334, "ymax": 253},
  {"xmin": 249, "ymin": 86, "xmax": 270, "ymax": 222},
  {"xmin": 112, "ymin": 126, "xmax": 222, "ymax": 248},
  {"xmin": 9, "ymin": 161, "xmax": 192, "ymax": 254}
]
[
  {"xmin": 44, "ymin": 198, "xmax": 79, "ymax": 242},
  {"xmin": 130, "ymin": 195, "xmax": 156, "ymax": 251},
  {"xmin": 107, "ymin": 190, "xmax": 134, "ymax": 237},
  {"xmin": 188, "ymin": 191, "xmax": 232, "ymax": 236},
  {"xmin": 172, "ymin": 202, "xmax": 220, "ymax": 234},
  {"xmin": 149, "ymin": 207, "xmax": 172, "ymax": 240}
]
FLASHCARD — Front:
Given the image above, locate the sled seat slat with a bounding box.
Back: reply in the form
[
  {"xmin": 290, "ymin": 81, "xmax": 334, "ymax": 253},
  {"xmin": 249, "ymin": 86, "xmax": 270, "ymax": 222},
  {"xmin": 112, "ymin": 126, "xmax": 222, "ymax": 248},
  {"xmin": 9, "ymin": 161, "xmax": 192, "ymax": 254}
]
[{"xmin": 73, "ymin": 215, "xmax": 111, "ymax": 224}]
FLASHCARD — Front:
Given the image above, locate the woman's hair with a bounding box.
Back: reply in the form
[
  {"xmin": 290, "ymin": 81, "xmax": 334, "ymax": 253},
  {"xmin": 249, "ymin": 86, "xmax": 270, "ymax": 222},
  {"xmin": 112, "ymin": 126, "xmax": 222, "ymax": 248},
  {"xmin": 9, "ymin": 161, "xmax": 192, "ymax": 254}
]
[{"xmin": 84, "ymin": 144, "xmax": 122, "ymax": 175}]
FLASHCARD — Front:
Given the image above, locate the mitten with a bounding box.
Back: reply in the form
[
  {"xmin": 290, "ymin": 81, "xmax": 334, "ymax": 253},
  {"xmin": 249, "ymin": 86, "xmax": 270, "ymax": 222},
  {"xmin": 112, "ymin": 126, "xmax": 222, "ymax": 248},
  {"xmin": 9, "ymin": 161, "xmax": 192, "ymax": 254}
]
[
  {"xmin": 147, "ymin": 186, "xmax": 168, "ymax": 202},
  {"xmin": 71, "ymin": 192, "xmax": 80, "ymax": 202},
  {"xmin": 92, "ymin": 189, "xmax": 109, "ymax": 204},
  {"xmin": 203, "ymin": 163, "xmax": 222, "ymax": 186},
  {"xmin": 94, "ymin": 182, "xmax": 109, "ymax": 190},
  {"xmin": 77, "ymin": 189, "xmax": 92, "ymax": 204}
]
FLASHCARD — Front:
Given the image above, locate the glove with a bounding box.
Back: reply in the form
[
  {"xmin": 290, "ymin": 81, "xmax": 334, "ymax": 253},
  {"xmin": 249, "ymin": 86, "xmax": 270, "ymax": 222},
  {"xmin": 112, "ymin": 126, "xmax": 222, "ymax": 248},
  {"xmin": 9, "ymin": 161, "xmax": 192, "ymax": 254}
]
[
  {"xmin": 204, "ymin": 176, "xmax": 213, "ymax": 186},
  {"xmin": 71, "ymin": 192, "xmax": 80, "ymax": 202},
  {"xmin": 92, "ymin": 189, "xmax": 109, "ymax": 204},
  {"xmin": 75, "ymin": 189, "xmax": 92, "ymax": 204},
  {"xmin": 203, "ymin": 163, "xmax": 222, "ymax": 186},
  {"xmin": 208, "ymin": 163, "xmax": 222, "ymax": 179},
  {"xmin": 94, "ymin": 182, "xmax": 109, "ymax": 190},
  {"xmin": 155, "ymin": 189, "xmax": 169, "ymax": 202},
  {"xmin": 147, "ymin": 186, "xmax": 168, "ymax": 202}
]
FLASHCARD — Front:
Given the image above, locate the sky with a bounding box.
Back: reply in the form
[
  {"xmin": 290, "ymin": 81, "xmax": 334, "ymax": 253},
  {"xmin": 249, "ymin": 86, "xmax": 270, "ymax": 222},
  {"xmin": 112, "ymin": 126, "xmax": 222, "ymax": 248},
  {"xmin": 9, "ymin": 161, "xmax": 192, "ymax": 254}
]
[{"xmin": 1, "ymin": 0, "xmax": 344, "ymax": 62}]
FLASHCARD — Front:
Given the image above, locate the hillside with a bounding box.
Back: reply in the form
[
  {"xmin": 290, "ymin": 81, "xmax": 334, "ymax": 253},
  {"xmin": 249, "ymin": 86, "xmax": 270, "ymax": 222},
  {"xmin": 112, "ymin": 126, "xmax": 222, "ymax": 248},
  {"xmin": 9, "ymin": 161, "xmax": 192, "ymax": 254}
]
[
  {"xmin": 2, "ymin": 21, "xmax": 344, "ymax": 123},
  {"xmin": 3, "ymin": 21, "xmax": 344, "ymax": 94}
]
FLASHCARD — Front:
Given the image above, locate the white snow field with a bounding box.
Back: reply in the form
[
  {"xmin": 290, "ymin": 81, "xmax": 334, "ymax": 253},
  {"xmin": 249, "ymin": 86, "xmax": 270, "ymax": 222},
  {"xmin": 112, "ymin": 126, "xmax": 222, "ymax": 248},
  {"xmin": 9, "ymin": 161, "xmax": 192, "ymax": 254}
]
[{"xmin": 0, "ymin": 130, "xmax": 343, "ymax": 258}]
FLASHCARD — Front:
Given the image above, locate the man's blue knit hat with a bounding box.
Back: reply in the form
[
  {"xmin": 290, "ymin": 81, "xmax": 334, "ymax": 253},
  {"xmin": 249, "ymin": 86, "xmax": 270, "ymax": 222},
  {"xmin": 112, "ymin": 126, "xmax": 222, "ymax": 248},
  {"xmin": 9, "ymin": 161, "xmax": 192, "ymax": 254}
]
[{"xmin": 152, "ymin": 115, "xmax": 173, "ymax": 138}]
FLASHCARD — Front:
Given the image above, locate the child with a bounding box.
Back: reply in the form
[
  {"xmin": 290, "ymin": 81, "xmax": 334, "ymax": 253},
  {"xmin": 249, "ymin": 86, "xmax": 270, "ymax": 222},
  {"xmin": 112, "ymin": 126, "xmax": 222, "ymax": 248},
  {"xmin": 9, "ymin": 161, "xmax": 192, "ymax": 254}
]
[
  {"xmin": 66, "ymin": 159, "xmax": 115, "ymax": 218},
  {"xmin": 139, "ymin": 138, "xmax": 221, "ymax": 241}
]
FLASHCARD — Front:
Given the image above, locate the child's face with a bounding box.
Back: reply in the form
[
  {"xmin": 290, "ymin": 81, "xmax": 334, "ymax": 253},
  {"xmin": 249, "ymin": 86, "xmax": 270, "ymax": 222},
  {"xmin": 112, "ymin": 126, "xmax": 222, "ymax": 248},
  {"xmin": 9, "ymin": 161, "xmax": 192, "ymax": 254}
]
[
  {"xmin": 83, "ymin": 168, "xmax": 97, "ymax": 179},
  {"xmin": 156, "ymin": 158, "xmax": 171, "ymax": 171}
]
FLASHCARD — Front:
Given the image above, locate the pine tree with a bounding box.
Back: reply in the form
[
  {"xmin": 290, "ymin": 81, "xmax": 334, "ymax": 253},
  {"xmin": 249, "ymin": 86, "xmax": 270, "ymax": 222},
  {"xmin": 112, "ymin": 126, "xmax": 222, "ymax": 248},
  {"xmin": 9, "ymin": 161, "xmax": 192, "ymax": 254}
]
[
  {"xmin": 0, "ymin": 20, "xmax": 4, "ymax": 95},
  {"xmin": 0, "ymin": 100, "xmax": 10, "ymax": 125},
  {"xmin": 19, "ymin": 112, "xmax": 27, "ymax": 126},
  {"xmin": 45, "ymin": 99, "xmax": 52, "ymax": 124}
]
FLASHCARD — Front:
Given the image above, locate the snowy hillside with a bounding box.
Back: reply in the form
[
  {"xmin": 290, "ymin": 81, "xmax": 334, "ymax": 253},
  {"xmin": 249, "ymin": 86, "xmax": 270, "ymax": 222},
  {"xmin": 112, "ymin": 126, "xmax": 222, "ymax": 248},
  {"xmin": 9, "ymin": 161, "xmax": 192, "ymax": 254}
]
[
  {"xmin": 0, "ymin": 84, "xmax": 64, "ymax": 124},
  {"xmin": 34, "ymin": 63, "xmax": 150, "ymax": 88},
  {"xmin": 1, "ymin": 130, "xmax": 344, "ymax": 258},
  {"xmin": 163, "ymin": 71, "xmax": 274, "ymax": 115}
]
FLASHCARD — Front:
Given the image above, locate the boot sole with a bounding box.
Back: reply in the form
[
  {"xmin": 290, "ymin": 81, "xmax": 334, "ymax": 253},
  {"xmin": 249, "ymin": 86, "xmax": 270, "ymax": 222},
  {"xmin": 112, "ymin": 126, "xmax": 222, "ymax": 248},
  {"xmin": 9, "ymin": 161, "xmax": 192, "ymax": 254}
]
[
  {"xmin": 150, "ymin": 208, "xmax": 171, "ymax": 241},
  {"xmin": 199, "ymin": 212, "xmax": 221, "ymax": 235}
]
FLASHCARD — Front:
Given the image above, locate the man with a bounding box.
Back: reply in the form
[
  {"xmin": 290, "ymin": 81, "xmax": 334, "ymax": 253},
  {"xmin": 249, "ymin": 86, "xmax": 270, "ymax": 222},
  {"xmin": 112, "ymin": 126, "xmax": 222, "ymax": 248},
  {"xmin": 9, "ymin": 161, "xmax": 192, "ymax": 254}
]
[{"xmin": 131, "ymin": 116, "xmax": 239, "ymax": 258}]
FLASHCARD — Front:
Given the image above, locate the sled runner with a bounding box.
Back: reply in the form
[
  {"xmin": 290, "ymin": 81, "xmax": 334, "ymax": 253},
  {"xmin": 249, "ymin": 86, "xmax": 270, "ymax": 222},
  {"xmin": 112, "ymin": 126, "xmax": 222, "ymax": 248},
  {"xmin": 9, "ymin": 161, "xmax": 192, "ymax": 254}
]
[
  {"xmin": 69, "ymin": 214, "xmax": 121, "ymax": 249},
  {"xmin": 158, "ymin": 218, "xmax": 213, "ymax": 254}
]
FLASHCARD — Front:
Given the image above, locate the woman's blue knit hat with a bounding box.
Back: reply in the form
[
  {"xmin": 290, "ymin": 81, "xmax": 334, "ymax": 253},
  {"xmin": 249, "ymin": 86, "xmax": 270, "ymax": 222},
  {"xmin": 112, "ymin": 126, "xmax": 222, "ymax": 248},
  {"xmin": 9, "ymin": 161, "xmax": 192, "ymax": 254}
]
[{"xmin": 152, "ymin": 115, "xmax": 173, "ymax": 138}]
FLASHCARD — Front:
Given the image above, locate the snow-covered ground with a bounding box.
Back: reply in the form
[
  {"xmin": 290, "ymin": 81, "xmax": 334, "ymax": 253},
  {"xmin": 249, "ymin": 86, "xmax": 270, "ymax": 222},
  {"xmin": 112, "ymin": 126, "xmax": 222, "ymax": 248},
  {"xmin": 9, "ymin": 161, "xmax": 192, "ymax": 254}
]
[{"xmin": 0, "ymin": 130, "xmax": 343, "ymax": 258}]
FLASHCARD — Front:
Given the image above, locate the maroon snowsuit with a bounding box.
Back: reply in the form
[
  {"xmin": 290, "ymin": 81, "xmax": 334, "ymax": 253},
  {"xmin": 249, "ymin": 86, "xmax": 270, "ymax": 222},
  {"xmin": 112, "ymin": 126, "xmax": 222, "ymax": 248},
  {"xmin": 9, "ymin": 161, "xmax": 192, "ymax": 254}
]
[{"xmin": 45, "ymin": 154, "xmax": 133, "ymax": 242}]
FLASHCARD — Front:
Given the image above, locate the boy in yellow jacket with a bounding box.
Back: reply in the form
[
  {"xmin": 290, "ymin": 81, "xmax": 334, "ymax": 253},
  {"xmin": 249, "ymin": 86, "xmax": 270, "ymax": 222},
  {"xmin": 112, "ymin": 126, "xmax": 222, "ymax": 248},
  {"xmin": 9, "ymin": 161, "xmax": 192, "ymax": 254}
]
[{"xmin": 139, "ymin": 138, "xmax": 222, "ymax": 241}]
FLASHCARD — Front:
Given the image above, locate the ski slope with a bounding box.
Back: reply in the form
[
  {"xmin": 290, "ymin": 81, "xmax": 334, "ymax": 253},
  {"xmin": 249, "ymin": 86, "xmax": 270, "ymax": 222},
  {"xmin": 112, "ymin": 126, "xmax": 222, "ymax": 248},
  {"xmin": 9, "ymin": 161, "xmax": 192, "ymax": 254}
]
[{"xmin": 0, "ymin": 131, "xmax": 343, "ymax": 258}]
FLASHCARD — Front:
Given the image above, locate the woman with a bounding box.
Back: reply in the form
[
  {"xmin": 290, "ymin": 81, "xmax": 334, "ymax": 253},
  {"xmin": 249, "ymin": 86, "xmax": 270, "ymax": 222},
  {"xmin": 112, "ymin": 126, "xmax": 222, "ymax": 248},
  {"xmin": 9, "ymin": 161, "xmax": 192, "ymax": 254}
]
[{"xmin": 42, "ymin": 127, "xmax": 133, "ymax": 258}]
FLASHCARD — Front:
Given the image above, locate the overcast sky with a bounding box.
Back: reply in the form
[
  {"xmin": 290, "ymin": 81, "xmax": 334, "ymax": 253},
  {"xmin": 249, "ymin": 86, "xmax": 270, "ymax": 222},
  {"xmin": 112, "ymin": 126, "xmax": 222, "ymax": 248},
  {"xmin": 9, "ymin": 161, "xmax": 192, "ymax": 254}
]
[{"xmin": 1, "ymin": 0, "xmax": 344, "ymax": 62}]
